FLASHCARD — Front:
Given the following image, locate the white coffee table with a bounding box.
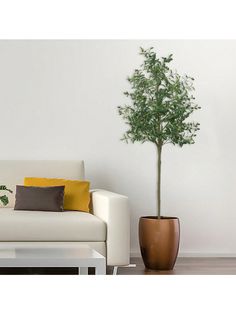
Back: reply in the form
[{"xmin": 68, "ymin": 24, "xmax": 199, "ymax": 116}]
[{"xmin": 0, "ymin": 245, "xmax": 106, "ymax": 275}]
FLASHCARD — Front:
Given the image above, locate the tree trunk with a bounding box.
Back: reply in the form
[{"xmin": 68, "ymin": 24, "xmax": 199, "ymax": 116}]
[{"xmin": 157, "ymin": 144, "xmax": 162, "ymax": 219}]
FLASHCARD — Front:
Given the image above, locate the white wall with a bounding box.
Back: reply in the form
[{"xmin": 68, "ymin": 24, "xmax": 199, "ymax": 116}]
[{"xmin": 0, "ymin": 40, "xmax": 236, "ymax": 257}]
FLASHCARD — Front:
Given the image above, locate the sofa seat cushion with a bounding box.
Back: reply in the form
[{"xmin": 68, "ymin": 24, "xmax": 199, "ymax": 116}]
[{"xmin": 0, "ymin": 208, "xmax": 106, "ymax": 241}]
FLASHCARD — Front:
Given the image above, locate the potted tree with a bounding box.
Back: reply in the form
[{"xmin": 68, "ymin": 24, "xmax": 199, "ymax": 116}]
[
  {"xmin": 0, "ymin": 185, "xmax": 13, "ymax": 206},
  {"xmin": 118, "ymin": 47, "xmax": 200, "ymax": 270}
]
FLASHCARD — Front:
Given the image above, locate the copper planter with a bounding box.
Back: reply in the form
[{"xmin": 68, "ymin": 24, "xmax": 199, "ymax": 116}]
[{"xmin": 139, "ymin": 216, "xmax": 180, "ymax": 270}]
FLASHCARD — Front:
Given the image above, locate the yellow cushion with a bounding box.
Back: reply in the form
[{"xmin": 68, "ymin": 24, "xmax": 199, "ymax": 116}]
[{"xmin": 24, "ymin": 177, "xmax": 90, "ymax": 212}]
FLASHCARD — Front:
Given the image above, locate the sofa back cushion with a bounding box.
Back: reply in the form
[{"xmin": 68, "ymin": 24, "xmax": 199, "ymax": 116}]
[
  {"xmin": 14, "ymin": 185, "xmax": 65, "ymax": 212},
  {"xmin": 0, "ymin": 160, "xmax": 85, "ymax": 208},
  {"xmin": 24, "ymin": 177, "xmax": 90, "ymax": 212}
]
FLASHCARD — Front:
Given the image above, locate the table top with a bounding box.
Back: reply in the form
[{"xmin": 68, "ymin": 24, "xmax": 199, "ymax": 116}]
[{"xmin": 0, "ymin": 244, "xmax": 105, "ymax": 267}]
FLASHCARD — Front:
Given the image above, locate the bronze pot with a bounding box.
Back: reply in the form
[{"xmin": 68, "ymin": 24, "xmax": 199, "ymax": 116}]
[{"xmin": 139, "ymin": 216, "xmax": 180, "ymax": 270}]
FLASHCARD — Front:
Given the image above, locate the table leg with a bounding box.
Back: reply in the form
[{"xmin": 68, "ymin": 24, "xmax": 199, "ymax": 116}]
[
  {"xmin": 95, "ymin": 262, "xmax": 106, "ymax": 275},
  {"xmin": 79, "ymin": 267, "xmax": 88, "ymax": 275}
]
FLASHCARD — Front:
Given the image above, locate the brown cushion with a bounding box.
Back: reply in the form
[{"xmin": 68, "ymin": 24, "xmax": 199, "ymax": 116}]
[{"xmin": 14, "ymin": 185, "xmax": 65, "ymax": 212}]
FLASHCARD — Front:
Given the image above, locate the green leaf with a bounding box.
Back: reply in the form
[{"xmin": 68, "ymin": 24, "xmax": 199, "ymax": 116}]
[{"xmin": 0, "ymin": 195, "xmax": 9, "ymax": 206}]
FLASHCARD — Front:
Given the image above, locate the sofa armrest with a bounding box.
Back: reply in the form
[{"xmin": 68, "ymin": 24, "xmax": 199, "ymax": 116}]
[{"xmin": 92, "ymin": 189, "xmax": 130, "ymax": 266}]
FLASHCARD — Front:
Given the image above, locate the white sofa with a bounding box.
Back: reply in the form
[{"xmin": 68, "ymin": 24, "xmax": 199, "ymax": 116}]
[{"xmin": 0, "ymin": 160, "xmax": 130, "ymax": 267}]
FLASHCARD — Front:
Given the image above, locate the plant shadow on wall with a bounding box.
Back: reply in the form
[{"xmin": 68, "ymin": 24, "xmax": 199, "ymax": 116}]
[
  {"xmin": 118, "ymin": 47, "xmax": 201, "ymax": 271},
  {"xmin": 0, "ymin": 186, "xmax": 13, "ymax": 206}
]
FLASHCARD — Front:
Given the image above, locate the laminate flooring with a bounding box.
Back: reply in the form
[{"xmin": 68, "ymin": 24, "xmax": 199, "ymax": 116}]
[{"xmin": 1, "ymin": 257, "xmax": 236, "ymax": 275}]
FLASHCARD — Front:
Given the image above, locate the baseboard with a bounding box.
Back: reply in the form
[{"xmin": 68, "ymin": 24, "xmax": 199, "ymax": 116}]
[
  {"xmin": 131, "ymin": 251, "xmax": 141, "ymax": 258},
  {"xmin": 130, "ymin": 251, "xmax": 236, "ymax": 258},
  {"xmin": 178, "ymin": 252, "xmax": 236, "ymax": 257}
]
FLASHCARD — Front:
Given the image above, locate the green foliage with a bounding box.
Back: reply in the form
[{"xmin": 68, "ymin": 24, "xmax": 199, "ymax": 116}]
[
  {"xmin": 0, "ymin": 185, "xmax": 13, "ymax": 206},
  {"xmin": 118, "ymin": 47, "xmax": 200, "ymax": 148},
  {"xmin": 0, "ymin": 195, "xmax": 9, "ymax": 206}
]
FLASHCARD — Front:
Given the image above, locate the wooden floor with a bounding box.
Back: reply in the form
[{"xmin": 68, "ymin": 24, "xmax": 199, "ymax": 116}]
[
  {"xmin": 117, "ymin": 257, "xmax": 236, "ymax": 275},
  {"xmin": 1, "ymin": 257, "xmax": 236, "ymax": 275}
]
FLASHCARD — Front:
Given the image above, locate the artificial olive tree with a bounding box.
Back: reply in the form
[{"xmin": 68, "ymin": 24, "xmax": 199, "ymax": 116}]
[{"xmin": 118, "ymin": 47, "xmax": 200, "ymax": 219}]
